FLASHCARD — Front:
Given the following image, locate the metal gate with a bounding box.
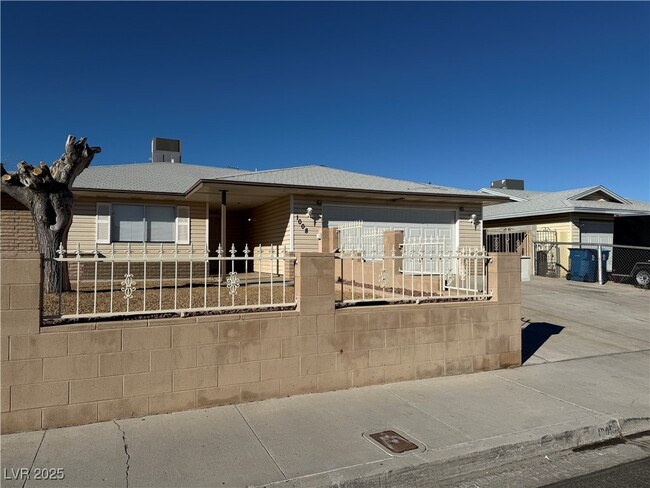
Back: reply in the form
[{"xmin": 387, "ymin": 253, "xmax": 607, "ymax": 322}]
[
  {"xmin": 533, "ymin": 228, "xmax": 558, "ymax": 277},
  {"xmin": 484, "ymin": 228, "xmax": 531, "ymax": 255}
]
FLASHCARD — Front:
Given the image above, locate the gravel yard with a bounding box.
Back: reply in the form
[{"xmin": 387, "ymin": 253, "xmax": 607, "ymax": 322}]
[{"xmin": 43, "ymin": 282, "xmax": 296, "ymax": 320}]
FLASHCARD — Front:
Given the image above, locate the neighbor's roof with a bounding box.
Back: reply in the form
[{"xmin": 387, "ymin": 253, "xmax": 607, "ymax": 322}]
[
  {"xmin": 480, "ymin": 185, "xmax": 650, "ymax": 220},
  {"xmin": 73, "ymin": 162, "xmax": 490, "ymax": 198}
]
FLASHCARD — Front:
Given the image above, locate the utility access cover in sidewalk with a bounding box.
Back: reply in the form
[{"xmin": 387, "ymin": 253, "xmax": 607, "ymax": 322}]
[{"xmin": 368, "ymin": 430, "xmax": 419, "ymax": 454}]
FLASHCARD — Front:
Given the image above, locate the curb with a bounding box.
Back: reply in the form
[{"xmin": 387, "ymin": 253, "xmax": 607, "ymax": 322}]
[{"xmin": 263, "ymin": 417, "xmax": 650, "ymax": 488}]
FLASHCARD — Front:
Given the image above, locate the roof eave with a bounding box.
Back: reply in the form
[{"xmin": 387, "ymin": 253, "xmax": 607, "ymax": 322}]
[
  {"xmin": 189, "ymin": 179, "xmax": 508, "ymax": 203},
  {"xmin": 484, "ymin": 206, "xmax": 650, "ymax": 221},
  {"xmin": 73, "ymin": 187, "xmax": 187, "ymax": 198}
]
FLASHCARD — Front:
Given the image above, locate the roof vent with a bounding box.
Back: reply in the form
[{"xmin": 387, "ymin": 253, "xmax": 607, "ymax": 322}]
[
  {"xmin": 152, "ymin": 137, "xmax": 181, "ymax": 163},
  {"xmin": 491, "ymin": 179, "xmax": 524, "ymax": 190}
]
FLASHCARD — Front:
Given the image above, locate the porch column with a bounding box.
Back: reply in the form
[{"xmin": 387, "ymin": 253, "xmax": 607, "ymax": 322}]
[{"xmin": 221, "ymin": 190, "xmax": 227, "ymax": 248}]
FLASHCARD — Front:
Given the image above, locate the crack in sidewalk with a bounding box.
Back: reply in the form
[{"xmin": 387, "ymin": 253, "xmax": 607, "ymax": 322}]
[
  {"xmin": 113, "ymin": 420, "xmax": 130, "ymax": 488},
  {"xmin": 383, "ymin": 387, "xmax": 474, "ymax": 441},
  {"xmin": 22, "ymin": 430, "xmax": 46, "ymax": 488},
  {"xmin": 491, "ymin": 373, "xmax": 604, "ymax": 415},
  {"xmin": 235, "ymin": 405, "xmax": 287, "ymax": 479}
]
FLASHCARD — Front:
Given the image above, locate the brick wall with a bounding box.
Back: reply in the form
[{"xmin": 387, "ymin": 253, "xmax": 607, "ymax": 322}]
[
  {"xmin": 1, "ymin": 194, "xmax": 37, "ymax": 254},
  {"xmin": 0, "ymin": 252, "xmax": 521, "ymax": 434}
]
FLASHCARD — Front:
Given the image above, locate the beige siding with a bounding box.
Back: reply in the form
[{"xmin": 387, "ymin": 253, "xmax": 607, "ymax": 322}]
[
  {"xmin": 292, "ymin": 197, "xmax": 322, "ymax": 253},
  {"xmin": 569, "ymin": 216, "xmax": 581, "ymax": 242},
  {"xmin": 247, "ymin": 197, "xmax": 291, "ymax": 275},
  {"xmin": 247, "ymin": 196, "xmax": 291, "ymax": 248},
  {"xmin": 458, "ymin": 204, "xmax": 483, "ymax": 249},
  {"xmin": 540, "ymin": 222, "xmax": 573, "ymax": 243},
  {"xmin": 68, "ymin": 197, "xmax": 207, "ymax": 254}
]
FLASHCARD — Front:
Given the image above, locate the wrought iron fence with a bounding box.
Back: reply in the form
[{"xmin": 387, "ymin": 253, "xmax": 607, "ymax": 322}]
[
  {"xmin": 336, "ymin": 221, "xmax": 391, "ymax": 255},
  {"xmin": 335, "ymin": 247, "xmax": 491, "ymax": 305},
  {"xmin": 43, "ymin": 243, "xmax": 296, "ymax": 322},
  {"xmin": 485, "ymin": 229, "xmax": 531, "ymax": 255},
  {"xmin": 400, "ymin": 236, "xmax": 451, "ymax": 274}
]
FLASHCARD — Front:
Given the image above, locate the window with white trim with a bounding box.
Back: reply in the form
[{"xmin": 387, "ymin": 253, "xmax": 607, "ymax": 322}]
[{"xmin": 96, "ymin": 203, "xmax": 190, "ymax": 244}]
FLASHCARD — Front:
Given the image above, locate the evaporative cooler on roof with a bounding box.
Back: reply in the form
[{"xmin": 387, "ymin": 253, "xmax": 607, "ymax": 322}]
[{"xmin": 152, "ymin": 137, "xmax": 182, "ymax": 163}]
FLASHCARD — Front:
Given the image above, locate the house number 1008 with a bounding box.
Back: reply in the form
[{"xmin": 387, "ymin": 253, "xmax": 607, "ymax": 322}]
[{"xmin": 296, "ymin": 216, "xmax": 309, "ymax": 233}]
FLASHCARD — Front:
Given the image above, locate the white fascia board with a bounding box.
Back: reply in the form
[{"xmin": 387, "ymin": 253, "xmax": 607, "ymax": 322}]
[
  {"xmin": 478, "ymin": 188, "xmax": 528, "ymax": 202},
  {"xmin": 483, "ymin": 207, "xmax": 649, "ymax": 221}
]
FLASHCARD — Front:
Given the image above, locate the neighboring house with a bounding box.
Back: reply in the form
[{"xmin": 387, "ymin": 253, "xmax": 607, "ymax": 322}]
[
  {"xmin": 1, "ymin": 139, "xmax": 507, "ymax": 267},
  {"xmin": 479, "ymin": 179, "xmax": 650, "ymax": 276},
  {"xmin": 480, "ymin": 181, "xmax": 650, "ymax": 243}
]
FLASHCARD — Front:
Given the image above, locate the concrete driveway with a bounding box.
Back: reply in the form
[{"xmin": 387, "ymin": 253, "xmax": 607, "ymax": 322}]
[{"xmin": 521, "ymin": 277, "xmax": 650, "ymax": 365}]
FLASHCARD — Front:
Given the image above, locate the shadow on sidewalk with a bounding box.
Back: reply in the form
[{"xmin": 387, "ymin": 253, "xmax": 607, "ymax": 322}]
[{"xmin": 521, "ymin": 321, "xmax": 564, "ymax": 363}]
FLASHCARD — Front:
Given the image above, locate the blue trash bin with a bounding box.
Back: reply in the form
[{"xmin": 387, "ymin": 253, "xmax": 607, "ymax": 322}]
[{"xmin": 568, "ymin": 249, "xmax": 610, "ymax": 283}]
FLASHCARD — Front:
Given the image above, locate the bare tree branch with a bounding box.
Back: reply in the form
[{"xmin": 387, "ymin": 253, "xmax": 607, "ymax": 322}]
[
  {"xmin": 50, "ymin": 135, "xmax": 101, "ymax": 185},
  {"xmin": 1, "ymin": 163, "xmax": 32, "ymax": 208},
  {"xmin": 0, "ymin": 135, "xmax": 101, "ymax": 292}
]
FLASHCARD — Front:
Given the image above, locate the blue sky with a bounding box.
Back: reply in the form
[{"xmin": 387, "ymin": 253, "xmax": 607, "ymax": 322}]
[{"xmin": 2, "ymin": 1, "xmax": 648, "ymax": 200}]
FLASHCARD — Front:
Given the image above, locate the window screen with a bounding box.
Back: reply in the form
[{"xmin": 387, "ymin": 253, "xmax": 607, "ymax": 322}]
[
  {"xmin": 146, "ymin": 205, "xmax": 176, "ymax": 242},
  {"xmin": 112, "ymin": 205, "xmax": 145, "ymax": 242},
  {"xmin": 111, "ymin": 204, "xmax": 177, "ymax": 242}
]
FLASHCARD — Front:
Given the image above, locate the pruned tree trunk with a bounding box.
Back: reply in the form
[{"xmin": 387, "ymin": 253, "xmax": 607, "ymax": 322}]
[{"xmin": 1, "ymin": 136, "xmax": 101, "ymax": 293}]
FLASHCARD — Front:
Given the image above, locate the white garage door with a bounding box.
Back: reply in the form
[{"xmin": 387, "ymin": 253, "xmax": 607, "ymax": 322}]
[
  {"xmin": 580, "ymin": 220, "xmax": 613, "ymax": 244},
  {"xmin": 580, "ymin": 220, "xmax": 614, "ymax": 271},
  {"xmin": 323, "ymin": 204, "xmax": 457, "ymax": 252}
]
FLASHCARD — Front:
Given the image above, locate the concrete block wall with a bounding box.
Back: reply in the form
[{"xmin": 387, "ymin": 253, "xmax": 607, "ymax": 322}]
[{"xmin": 0, "ymin": 252, "xmax": 521, "ymax": 434}]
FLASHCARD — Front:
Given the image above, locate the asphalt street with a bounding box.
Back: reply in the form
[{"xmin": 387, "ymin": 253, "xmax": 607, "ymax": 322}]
[{"xmin": 544, "ymin": 457, "xmax": 650, "ymax": 488}]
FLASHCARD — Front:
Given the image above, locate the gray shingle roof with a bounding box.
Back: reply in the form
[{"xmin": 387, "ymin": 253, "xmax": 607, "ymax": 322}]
[
  {"xmin": 481, "ymin": 186, "xmax": 650, "ymax": 220},
  {"xmin": 73, "ymin": 163, "xmax": 249, "ymax": 194},
  {"xmin": 219, "ymin": 165, "xmax": 484, "ymax": 196},
  {"xmin": 73, "ymin": 162, "xmax": 487, "ymax": 198}
]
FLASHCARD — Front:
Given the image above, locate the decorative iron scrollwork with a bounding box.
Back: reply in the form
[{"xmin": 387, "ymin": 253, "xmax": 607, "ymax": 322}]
[
  {"xmin": 226, "ymin": 271, "xmax": 240, "ymax": 296},
  {"xmin": 379, "ymin": 268, "xmax": 388, "ymax": 288},
  {"xmin": 121, "ymin": 274, "xmax": 136, "ymax": 299}
]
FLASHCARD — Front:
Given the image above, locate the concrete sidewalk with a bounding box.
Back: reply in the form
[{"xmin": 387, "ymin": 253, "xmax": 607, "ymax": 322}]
[{"xmin": 2, "ymin": 349, "xmax": 649, "ymax": 487}]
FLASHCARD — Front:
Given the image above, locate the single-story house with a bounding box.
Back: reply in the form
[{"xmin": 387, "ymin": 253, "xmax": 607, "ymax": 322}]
[
  {"xmin": 480, "ymin": 180, "xmax": 650, "ymax": 243},
  {"xmin": 479, "ymin": 179, "xmax": 650, "ymax": 276},
  {"xmin": 2, "ymin": 139, "xmax": 508, "ymax": 270}
]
